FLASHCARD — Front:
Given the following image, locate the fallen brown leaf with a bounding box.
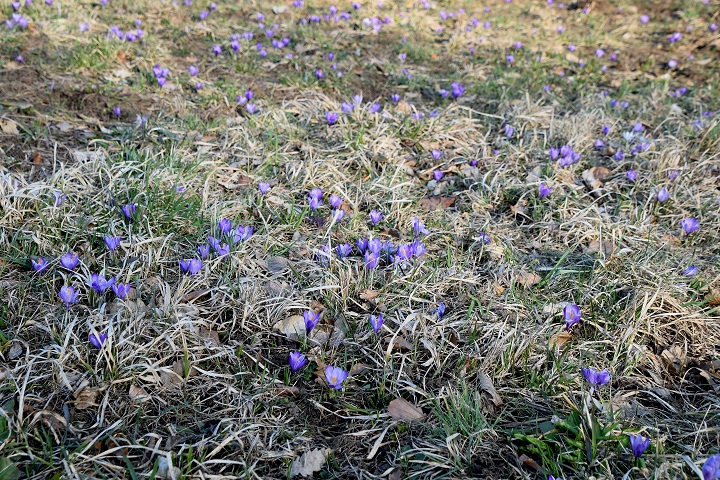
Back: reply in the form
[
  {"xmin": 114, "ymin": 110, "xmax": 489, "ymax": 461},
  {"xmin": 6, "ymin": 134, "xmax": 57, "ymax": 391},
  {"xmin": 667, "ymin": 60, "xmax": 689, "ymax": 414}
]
[
  {"xmin": 479, "ymin": 372, "xmax": 502, "ymax": 406},
  {"xmin": 511, "ymin": 199, "xmax": 528, "ymax": 217},
  {"xmin": 519, "ymin": 454, "xmax": 542, "ymax": 472},
  {"xmin": 419, "ymin": 196, "xmax": 456, "ymax": 211},
  {"xmin": 349, "ymin": 363, "xmax": 370, "ymax": 377},
  {"xmin": 290, "ymin": 448, "xmax": 330, "ymax": 478},
  {"xmin": 73, "ymin": 386, "xmax": 99, "ymax": 410},
  {"xmin": 515, "ymin": 271, "xmax": 541, "ymax": 288},
  {"xmin": 359, "ymin": 289, "xmax": 379, "ymax": 300},
  {"xmin": 549, "ymin": 331, "xmax": 573, "ymax": 351},
  {"xmin": 0, "ymin": 118, "xmax": 20, "ymax": 135},
  {"xmin": 129, "ymin": 385, "xmax": 150, "ymax": 403},
  {"xmin": 388, "ymin": 398, "xmax": 425, "ymax": 422},
  {"xmin": 661, "ymin": 346, "xmax": 687, "ymax": 375},
  {"xmin": 273, "ymin": 315, "xmax": 306, "ymax": 340},
  {"xmin": 705, "ymin": 290, "xmax": 720, "ymax": 306},
  {"xmin": 386, "ymin": 336, "xmax": 413, "ymax": 351}
]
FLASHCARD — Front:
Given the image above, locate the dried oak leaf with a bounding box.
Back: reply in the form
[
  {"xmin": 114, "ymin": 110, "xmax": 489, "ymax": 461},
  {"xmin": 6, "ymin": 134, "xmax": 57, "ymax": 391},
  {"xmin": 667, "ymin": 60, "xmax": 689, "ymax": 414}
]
[
  {"xmin": 479, "ymin": 372, "xmax": 502, "ymax": 406},
  {"xmin": 290, "ymin": 448, "xmax": 331, "ymax": 478},
  {"xmin": 515, "ymin": 271, "xmax": 541, "ymax": 288},
  {"xmin": 549, "ymin": 331, "xmax": 573, "ymax": 351},
  {"xmin": 359, "ymin": 289, "xmax": 379, "ymax": 300},
  {"xmin": 386, "ymin": 336, "xmax": 413, "ymax": 351},
  {"xmin": 273, "ymin": 315, "xmax": 306, "ymax": 340},
  {"xmin": 388, "ymin": 398, "xmax": 425, "ymax": 422},
  {"xmin": 419, "ymin": 196, "xmax": 456, "ymax": 211}
]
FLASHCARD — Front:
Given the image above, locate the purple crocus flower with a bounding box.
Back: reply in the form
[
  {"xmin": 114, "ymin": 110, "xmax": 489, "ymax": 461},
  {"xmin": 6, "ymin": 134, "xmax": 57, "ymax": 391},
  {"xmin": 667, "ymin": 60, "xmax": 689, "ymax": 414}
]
[
  {"xmin": 325, "ymin": 111, "xmax": 338, "ymax": 125},
  {"xmin": 412, "ymin": 217, "xmax": 429, "ymax": 236},
  {"xmin": 218, "ymin": 218, "xmax": 232, "ymax": 236},
  {"xmin": 369, "ymin": 314, "xmax": 384, "ymax": 333},
  {"xmin": 539, "ymin": 183, "xmax": 552, "ymax": 199},
  {"xmin": 549, "ymin": 148, "xmax": 560, "ymax": 160},
  {"xmin": 657, "ymin": 188, "xmax": 669, "ymax": 203},
  {"xmin": 258, "ymin": 182, "xmax": 270, "ymax": 194},
  {"xmin": 433, "ymin": 170, "xmax": 444, "ymax": 181},
  {"xmin": 197, "ymin": 244, "xmax": 210, "ymax": 259},
  {"xmin": 640, "ymin": 15, "xmax": 649, "ymax": 23},
  {"xmin": 104, "ymin": 236, "xmax": 121, "ymax": 251},
  {"xmin": 332, "ymin": 209, "xmax": 345, "ymax": 222},
  {"xmin": 303, "ymin": 310, "xmax": 320, "ymax": 333},
  {"xmin": 315, "ymin": 69, "xmax": 325, "ymax": 79},
  {"xmin": 113, "ymin": 107, "xmax": 121, "ymax": 118},
  {"xmin": 506, "ymin": 54, "xmax": 515, "ymax": 64},
  {"xmin": 121, "ymin": 203, "xmax": 136, "ymax": 219},
  {"xmin": 667, "ymin": 170, "xmax": 680, "ymax": 181},
  {"xmin": 602, "ymin": 125, "xmax": 610, "ymax": 135},
  {"xmin": 581, "ymin": 367, "xmax": 611, "ymax": 387},
  {"xmin": 180, "ymin": 258, "xmax": 203, "ymax": 275},
  {"xmin": 626, "ymin": 170, "xmax": 637, "ymax": 182},
  {"xmin": 683, "ymin": 265, "xmax": 699, "ymax": 277},
  {"xmin": 477, "ymin": 232, "xmax": 491, "ymax": 244},
  {"xmin": 504, "ymin": 124, "xmax": 515, "ymax": 138},
  {"xmin": 563, "ymin": 304, "xmax": 581, "ymax": 330},
  {"xmin": 212, "ymin": 45, "xmax": 222, "ymax": 55},
  {"xmin": 89, "ymin": 273, "xmax": 115, "ymax": 294},
  {"xmin": 89, "ymin": 332, "xmax": 107, "ymax": 349},
  {"xmin": 189, "ymin": 65, "xmax": 198, "ymax": 76},
  {"xmin": 60, "ymin": 252, "xmax": 80, "ymax": 270},
  {"xmin": 451, "ymin": 82, "xmax": 465, "ymax": 99},
  {"xmin": 369, "ymin": 209, "xmax": 383, "ymax": 225},
  {"xmin": 329, "ymin": 195, "xmax": 343, "ymax": 209},
  {"xmin": 324, "ymin": 365, "xmax": 348, "ymax": 390},
  {"xmin": 628, "ymin": 434, "xmax": 650, "ymax": 459},
  {"xmin": 431, "ymin": 149, "xmax": 442, "ymax": 161},
  {"xmin": 614, "ymin": 151, "xmax": 625, "ymax": 161},
  {"xmin": 595, "ymin": 138, "xmax": 605, "ymax": 150},
  {"xmin": 356, "ymin": 238, "xmax": 369, "ymax": 253},
  {"xmin": 364, "ymin": 251, "xmax": 380, "ymax": 269},
  {"xmin": 51, "ymin": 191, "xmax": 64, "ymax": 207},
  {"xmin": 308, "ymin": 196, "xmax": 321, "ymax": 211},
  {"xmin": 288, "ymin": 351, "xmax": 306, "ymax": 372},
  {"xmin": 335, "ymin": 243, "xmax": 352, "ymax": 259},
  {"xmin": 112, "ymin": 283, "xmax": 131, "ymax": 299},
  {"xmin": 58, "ymin": 285, "xmax": 79, "ymax": 309},
  {"xmin": 702, "ymin": 454, "xmax": 720, "ymax": 480},
  {"xmin": 391, "ymin": 94, "xmax": 400, "ymax": 103},
  {"xmin": 246, "ymin": 103, "xmax": 256, "ymax": 114},
  {"xmin": 31, "ymin": 257, "xmax": 49, "ymax": 273},
  {"xmin": 434, "ymin": 302, "xmax": 446, "ymax": 319},
  {"xmin": 681, "ymin": 217, "xmax": 699, "ymax": 235}
]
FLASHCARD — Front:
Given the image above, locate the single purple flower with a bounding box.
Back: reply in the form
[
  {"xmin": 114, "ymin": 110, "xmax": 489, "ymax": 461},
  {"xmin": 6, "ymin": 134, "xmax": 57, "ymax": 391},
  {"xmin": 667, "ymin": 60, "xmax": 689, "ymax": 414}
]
[
  {"xmin": 329, "ymin": 195, "xmax": 343, "ymax": 209},
  {"xmin": 681, "ymin": 217, "xmax": 699, "ymax": 235},
  {"xmin": 640, "ymin": 15, "xmax": 649, "ymax": 24},
  {"xmin": 369, "ymin": 209, "xmax": 383, "ymax": 225},
  {"xmin": 213, "ymin": 44, "xmax": 222, "ymax": 55},
  {"xmin": 89, "ymin": 273, "xmax": 115, "ymax": 294},
  {"xmin": 563, "ymin": 304, "xmax": 581, "ymax": 330},
  {"xmin": 335, "ymin": 243, "xmax": 352, "ymax": 259},
  {"xmin": 89, "ymin": 332, "xmax": 107, "ymax": 349},
  {"xmin": 683, "ymin": 265, "xmax": 699, "ymax": 277},
  {"xmin": 369, "ymin": 314, "xmax": 384, "ymax": 333},
  {"xmin": 356, "ymin": 238, "xmax": 369, "ymax": 254},
  {"xmin": 506, "ymin": 54, "xmax": 515, "ymax": 64},
  {"xmin": 391, "ymin": 94, "xmax": 400, "ymax": 103},
  {"xmin": 602, "ymin": 125, "xmax": 610, "ymax": 135},
  {"xmin": 504, "ymin": 124, "xmax": 515, "ymax": 138},
  {"xmin": 113, "ymin": 107, "xmax": 121, "ymax": 118},
  {"xmin": 103, "ymin": 236, "xmax": 121, "ymax": 252},
  {"xmin": 258, "ymin": 182, "xmax": 270, "ymax": 194},
  {"xmin": 412, "ymin": 217, "xmax": 429, "ymax": 236},
  {"xmin": 325, "ymin": 111, "xmax": 338, "ymax": 125},
  {"xmin": 657, "ymin": 188, "xmax": 669, "ymax": 203},
  {"xmin": 189, "ymin": 65, "xmax": 198, "ymax": 76},
  {"xmin": 315, "ymin": 69, "xmax": 325, "ymax": 79},
  {"xmin": 667, "ymin": 170, "xmax": 680, "ymax": 181},
  {"xmin": 539, "ymin": 183, "xmax": 552, "ymax": 199},
  {"xmin": 549, "ymin": 148, "xmax": 560, "ymax": 160},
  {"xmin": 332, "ymin": 208, "xmax": 345, "ymax": 222},
  {"xmin": 702, "ymin": 454, "xmax": 720, "ymax": 480},
  {"xmin": 324, "ymin": 365, "xmax": 348, "ymax": 390},
  {"xmin": 246, "ymin": 103, "xmax": 256, "ymax": 114},
  {"xmin": 60, "ymin": 252, "xmax": 80, "ymax": 270},
  {"xmin": 121, "ymin": 203, "xmax": 136, "ymax": 219},
  {"xmin": 197, "ymin": 244, "xmax": 210, "ymax": 259},
  {"xmin": 582, "ymin": 367, "xmax": 611, "ymax": 387},
  {"xmin": 308, "ymin": 196, "xmax": 321, "ymax": 211},
  {"xmin": 58, "ymin": 285, "xmax": 79, "ymax": 309},
  {"xmin": 614, "ymin": 151, "xmax": 625, "ymax": 161},
  {"xmin": 451, "ymin": 82, "xmax": 465, "ymax": 99},
  {"xmin": 218, "ymin": 218, "xmax": 232, "ymax": 236},
  {"xmin": 431, "ymin": 150, "xmax": 443, "ymax": 161},
  {"xmin": 628, "ymin": 434, "xmax": 650, "ymax": 459},
  {"xmin": 50, "ymin": 192, "xmax": 63, "ymax": 207},
  {"xmin": 668, "ymin": 59, "xmax": 677, "ymax": 69},
  {"xmin": 433, "ymin": 170, "xmax": 444, "ymax": 181},
  {"xmin": 31, "ymin": 257, "xmax": 49, "ymax": 273},
  {"xmin": 434, "ymin": 302, "xmax": 446, "ymax": 319},
  {"xmin": 288, "ymin": 351, "xmax": 307, "ymax": 372},
  {"xmin": 364, "ymin": 251, "xmax": 380, "ymax": 269},
  {"xmin": 112, "ymin": 282, "xmax": 131, "ymax": 299},
  {"xmin": 303, "ymin": 310, "xmax": 320, "ymax": 333},
  {"xmin": 626, "ymin": 170, "xmax": 637, "ymax": 182}
]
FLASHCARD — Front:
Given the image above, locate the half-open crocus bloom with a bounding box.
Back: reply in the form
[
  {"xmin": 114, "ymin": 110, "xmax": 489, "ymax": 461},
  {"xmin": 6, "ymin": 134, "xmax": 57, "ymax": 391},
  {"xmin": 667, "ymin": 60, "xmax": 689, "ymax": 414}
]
[
  {"xmin": 369, "ymin": 314, "xmax": 384, "ymax": 333},
  {"xmin": 434, "ymin": 302, "xmax": 446, "ymax": 319},
  {"xmin": 303, "ymin": 310, "xmax": 320, "ymax": 333},
  {"xmin": 702, "ymin": 454, "xmax": 720, "ymax": 480},
  {"xmin": 218, "ymin": 218, "xmax": 232, "ymax": 236},
  {"xmin": 89, "ymin": 273, "xmax": 115, "ymax": 294},
  {"xmin": 412, "ymin": 217, "xmax": 429, "ymax": 236},
  {"xmin": 60, "ymin": 252, "xmax": 80, "ymax": 270},
  {"xmin": 58, "ymin": 285, "xmax": 79, "ymax": 309},
  {"xmin": 681, "ymin": 217, "xmax": 699, "ymax": 235},
  {"xmin": 657, "ymin": 188, "xmax": 669, "ymax": 202},
  {"xmin": 31, "ymin": 257, "xmax": 49, "ymax": 273},
  {"xmin": 89, "ymin": 332, "xmax": 108, "ymax": 349},
  {"xmin": 369, "ymin": 210, "xmax": 383, "ymax": 225},
  {"xmin": 563, "ymin": 304, "xmax": 581, "ymax": 330},
  {"xmin": 683, "ymin": 265, "xmax": 699, "ymax": 277},
  {"xmin": 628, "ymin": 434, "xmax": 650, "ymax": 458},
  {"xmin": 335, "ymin": 243, "xmax": 352, "ymax": 259},
  {"xmin": 112, "ymin": 283, "xmax": 131, "ymax": 299},
  {"xmin": 433, "ymin": 170, "xmax": 444, "ymax": 181},
  {"xmin": 324, "ymin": 365, "xmax": 348, "ymax": 390},
  {"xmin": 582, "ymin": 367, "xmax": 610, "ymax": 387},
  {"xmin": 539, "ymin": 183, "xmax": 552, "ymax": 198},
  {"xmin": 258, "ymin": 182, "xmax": 270, "ymax": 194},
  {"xmin": 121, "ymin": 203, "xmax": 136, "ymax": 219},
  {"xmin": 329, "ymin": 195, "xmax": 343, "ymax": 209},
  {"xmin": 104, "ymin": 236, "xmax": 122, "ymax": 251},
  {"xmin": 288, "ymin": 351, "xmax": 307, "ymax": 372},
  {"xmin": 626, "ymin": 170, "xmax": 637, "ymax": 182}
]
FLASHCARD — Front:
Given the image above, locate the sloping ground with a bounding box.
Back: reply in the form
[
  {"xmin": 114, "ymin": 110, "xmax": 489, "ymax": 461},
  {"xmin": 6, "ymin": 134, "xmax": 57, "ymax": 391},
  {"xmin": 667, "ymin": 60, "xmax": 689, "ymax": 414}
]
[{"xmin": 1, "ymin": 0, "xmax": 719, "ymax": 479}]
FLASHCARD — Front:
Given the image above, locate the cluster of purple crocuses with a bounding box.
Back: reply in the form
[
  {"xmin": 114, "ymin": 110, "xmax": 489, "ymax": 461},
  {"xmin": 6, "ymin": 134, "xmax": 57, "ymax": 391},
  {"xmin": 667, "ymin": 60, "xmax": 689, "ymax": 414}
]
[
  {"xmin": 181, "ymin": 218, "xmax": 254, "ymax": 274},
  {"xmin": 108, "ymin": 23, "xmax": 144, "ymax": 42},
  {"xmin": 236, "ymin": 89, "xmax": 257, "ymax": 114},
  {"xmin": 152, "ymin": 63, "xmax": 170, "ymax": 87},
  {"xmin": 549, "ymin": 145, "xmax": 581, "ymax": 167}
]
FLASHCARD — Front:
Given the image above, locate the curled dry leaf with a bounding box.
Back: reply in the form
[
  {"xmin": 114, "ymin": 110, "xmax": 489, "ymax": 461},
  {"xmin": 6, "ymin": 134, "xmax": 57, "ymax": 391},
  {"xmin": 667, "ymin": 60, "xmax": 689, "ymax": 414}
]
[
  {"xmin": 661, "ymin": 346, "xmax": 687, "ymax": 375},
  {"xmin": 385, "ymin": 336, "xmax": 413, "ymax": 351},
  {"xmin": 419, "ymin": 195, "xmax": 456, "ymax": 211},
  {"xmin": 218, "ymin": 172, "xmax": 252, "ymax": 190},
  {"xmin": 359, "ymin": 289, "xmax": 379, "ymax": 301},
  {"xmin": 549, "ymin": 331, "xmax": 573, "ymax": 351},
  {"xmin": 518, "ymin": 454, "xmax": 542, "ymax": 472},
  {"xmin": 129, "ymin": 385, "xmax": 150, "ymax": 403},
  {"xmin": 0, "ymin": 118, "xmax": 20, "ymax": 135},
  {"xmin": 349, "ymin": 363, "xmax": 370, "ymax": 377},
  {"xmin": 705, "ymin": 290, "xmax": 720, "ymax": 306},
  {"xmin": 478, "ymin": 372, "xmax": 502, "ymax": 406},
  {"xmin": 515, "ymin": 271, "xmax": 541, "ymax": 288},
  {"xmin": 582, "ymin": 166, "xmax": 611, "ymax": 192},
  {"xmin": 388, "ymin": 398, "xmax": 425, "ymax": 422},
  {"xmin": 585, "ymin": 239, "xmax": 615, "ymax": 256},
  {"xmin": 73, "ymin": 386, "xmax": 99, "ymax": 410},
  {"xmin": 273, "ymin": 315, "xmax": 306, "ymax": 340},
  {"xmin": 510, "ymin": 199, "xmax": 528, "ymax": 217},
  {"xmin": 290, "ymin": 448, "xmax": 331, "ymax": 478}
]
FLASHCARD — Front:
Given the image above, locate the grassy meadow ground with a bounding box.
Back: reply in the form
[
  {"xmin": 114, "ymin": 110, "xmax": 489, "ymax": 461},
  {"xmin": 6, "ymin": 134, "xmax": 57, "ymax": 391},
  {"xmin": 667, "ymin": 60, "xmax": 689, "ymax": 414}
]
[{"xmin": 1, "ymin": 0, "xmax": 720, "ymax": 478}]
